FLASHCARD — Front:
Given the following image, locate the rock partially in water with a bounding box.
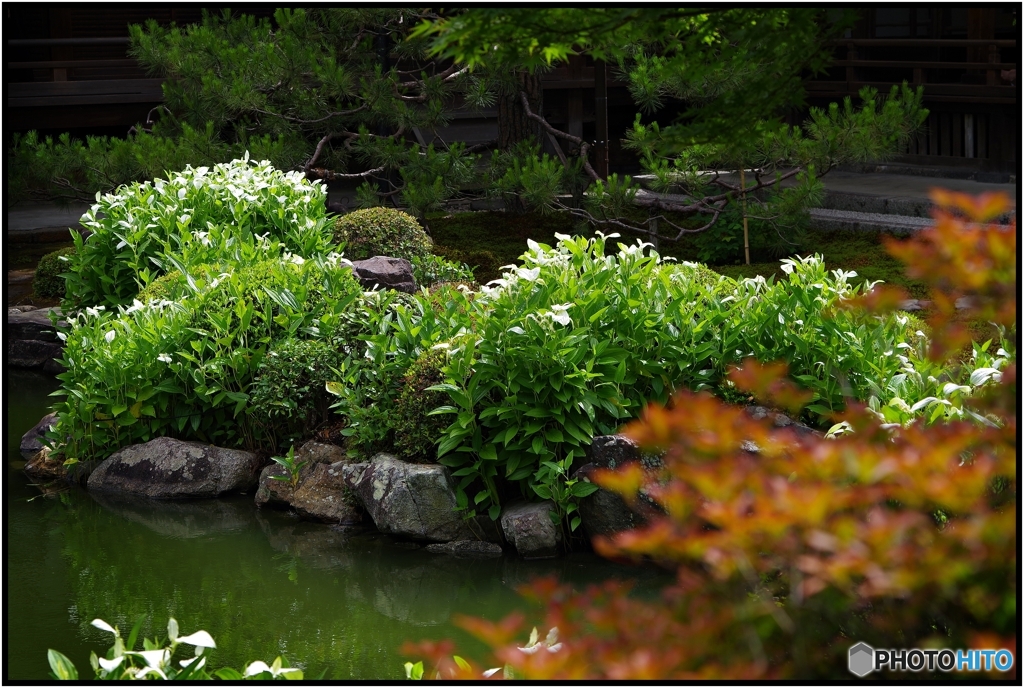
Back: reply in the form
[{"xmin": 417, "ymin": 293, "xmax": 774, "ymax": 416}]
[
  {"xmin": 87, "ymin": 437, "xmax": 263, "ymax": 499},
  {"xmin": 254, "ymin": 462, "xmax": 294, "ymax": 508},
  {"xmin": 424, "ymin": 540, "xmax": 504, "ymax": 558},
  {"xmin": 292, "ymin": 462, "xmax": 363, "ymax": 524},
  {"xmin": 6, "ymin": 308, "xmax": 65, "ymax": 341},
  {"xmin": 500, "ymin": 501, "xmax": 561, "ymax": 559},
  {"xmin": 573, "ymin": 463, "xmax": 653, "ymax": 540},
  {"xmin": 255, "ymin": 441, "xmax": 363, "ymax": 524},
  {"xmin": 20, "ymin": 412, "xmax": 57, "ymax": 458},
  {"xmin": 24, "ymin": 446, "xmax": 66, "ymax": 483},
  {"xmin": 8, "ymin": 338, "xmax": 65, "ymax": 371},
  {"xmin": 342, "ymin": 453, "xmax": 495, "ymax": 542}
]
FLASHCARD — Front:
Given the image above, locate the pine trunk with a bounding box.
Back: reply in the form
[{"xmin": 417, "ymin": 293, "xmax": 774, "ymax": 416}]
[{"xmin": 497, "ymin": 70, "xmax": 543, "ymax": 150}]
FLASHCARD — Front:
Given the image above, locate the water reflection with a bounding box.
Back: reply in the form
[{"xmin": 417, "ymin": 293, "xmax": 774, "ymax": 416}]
[{"xmin": 90, "ymin": 491, "xmax": 260, "ymax": 539}]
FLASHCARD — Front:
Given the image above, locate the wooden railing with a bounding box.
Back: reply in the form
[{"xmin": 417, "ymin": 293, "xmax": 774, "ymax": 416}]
[
  {"xmin": 6, "ymin": 37, "xmax": 162, "ymax": 108},
  {"xmin": 809, "ymin": 38, "xmax": 1017, "ymax": 104}
]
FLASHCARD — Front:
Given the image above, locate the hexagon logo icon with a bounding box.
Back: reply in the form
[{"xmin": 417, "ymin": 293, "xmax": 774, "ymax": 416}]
[{"xmin": 848, "ymin": 642, "xmax": 875, "ymax": 677}]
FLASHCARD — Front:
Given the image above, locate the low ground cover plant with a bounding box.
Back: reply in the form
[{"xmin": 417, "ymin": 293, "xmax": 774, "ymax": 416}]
[{"xmin": 402, "ymin": 191, "xmax": 1017, "ymax": 680}]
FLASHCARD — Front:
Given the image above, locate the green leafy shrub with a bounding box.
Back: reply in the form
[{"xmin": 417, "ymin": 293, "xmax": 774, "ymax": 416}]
[
  {"xmin": 332, "ymin": 207, "xmax": 432, "ymax": 262},
  {"xmin": 432, "ymin": 234, "xmax": 725, "ymax": 524},
  {"xmin": 411, "ymin": 253, "xmax": 475, "ymax": 288},
  {"xmin": 391, "ymin": 347, "xmax": 450, "ymax": 462},
  {"xmin": 693, "ymin": 205, "xmax": 808, "ymax": 265},
  {"xmin": 52, "ymin": 255, "xmax": 363, "ymax": 463},
  {"xmin": 135, "ymin": 269, "xmax": 186, "ymax": 303},
  {"xmin": 248, "ymin": 338, "xmax": 345, "ymax": 451},
  {"xmin": 33, "ymin": 246, "xmax": 77, "ymax": 299},
  {"xmin": 64, "ymin": 155, "xmax": 332, "ymax": 310},
  {"xmin": 429, "ymin": 234, "xmax": 972, "ymax": 528}
]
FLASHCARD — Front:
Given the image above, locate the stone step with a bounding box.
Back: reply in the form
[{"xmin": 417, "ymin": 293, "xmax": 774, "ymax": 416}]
[{"xmin": 808, "ymin": 208, "xmax": 935, "ymax": 234}]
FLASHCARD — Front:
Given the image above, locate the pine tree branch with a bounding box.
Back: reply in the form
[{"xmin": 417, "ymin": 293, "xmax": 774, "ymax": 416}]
[
  {"xmin": 306, "ymin": 166, "xmax": 385, "ymax": 181},
  {"xmin": 251, "ymin": 104, "xmax": 367, "ymax": 125},
  {"xmin": 518, "ymin": 91, "xmax": 600, "ymax": 182}
]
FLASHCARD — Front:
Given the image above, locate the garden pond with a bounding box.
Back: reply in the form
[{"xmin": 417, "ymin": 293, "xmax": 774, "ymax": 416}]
[{"xmin": 5, "ymin": 367, "xmax": 672, "ymax": 681}]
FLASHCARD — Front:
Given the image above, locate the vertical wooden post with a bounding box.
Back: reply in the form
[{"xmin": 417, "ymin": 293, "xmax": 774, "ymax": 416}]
[
  {"xmin": 594, "ymin": 59, "xmax": 609, "ymax": 179},
  {"xmin": 986, "ymin": 43, "xmax": 999, "ymax": 86},
  {"xmin": 740, "ymin": 168, "xmax": 750, "ymax": 266},
  {"xmin": 49, "ymin": 7, "xmax": 72, "ymax": 81},
  {"xmin": 845, "ymin": 42, "xmax": 858, "ymax": 88}
]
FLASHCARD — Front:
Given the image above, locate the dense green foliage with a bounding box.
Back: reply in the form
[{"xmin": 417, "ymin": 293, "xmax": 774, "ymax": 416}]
[
  {"xmin": 63, "ymin": 156, "xmax": 333, "ymax": 310},
  {"xmin": 55, "ymin": 254, "xmax": 363, "ymax": 463},
  {"xmin": 34, "ymin": 247, "xmax": 77, "ymax": 299},
  {"xmin": 391, "ymin": 348, "xmax": 451, "ymax": 462},
  {"xmin": 405, "ymin": 191, "xmax": 1017, "ymax": 681},
  {"xmin": 415, "ymin": 8, "xmax": 843, "ymax": 145},
  {"xmin": 332, "ymin": 207, "xmax": 432, "ymax": 262},
  {"xmin": 248, "ymin": 338, "xmax": 345, "ymax": 448},
  {"xmin": 48, "ymin": 159, "xmax": 1006, "ymax": 535}
]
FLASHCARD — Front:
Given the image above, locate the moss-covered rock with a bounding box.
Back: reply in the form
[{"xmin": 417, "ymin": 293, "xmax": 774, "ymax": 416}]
[{"xmin": 333, "ymin": 207, "xmax": 432, "ymax": 262}]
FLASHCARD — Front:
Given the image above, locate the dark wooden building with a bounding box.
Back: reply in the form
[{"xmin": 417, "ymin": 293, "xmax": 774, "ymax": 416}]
[
  {"xmin": 5, "ymin": 6, "xmax": 1018, "ymax": 175},
  {"xmin": 805, "ymin": 6, "xmax": 1018, "ymax": 176}
]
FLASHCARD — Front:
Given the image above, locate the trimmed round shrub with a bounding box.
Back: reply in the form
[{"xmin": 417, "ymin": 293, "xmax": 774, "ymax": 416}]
[
  {"xmin": 391, "ymin": 347, "xmax": 449, "ymax": 462},
  {"xmin": 333, "ymin": 207, "xmax": 432, "ymax": 261},
  {"xmin": 33, "ymin": 247, "xmax": 76, "ymax": 298}
]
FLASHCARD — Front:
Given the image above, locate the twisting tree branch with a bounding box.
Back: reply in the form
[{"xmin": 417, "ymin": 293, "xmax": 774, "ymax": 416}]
[
  {"xmin": 306, "ymin": 166, "xmax": 386, "ymax": 181},
  {"xmin": 519, "ymin": 91, "xmax": 601, "ymax": 182},
  {"xmin": 251, "ymin": 104, "xmax": 366, "ymax": 125}
]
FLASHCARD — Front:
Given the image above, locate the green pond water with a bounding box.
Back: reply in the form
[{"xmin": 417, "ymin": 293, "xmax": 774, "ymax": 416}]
[{"xmin": 5, "ymin": 367, "xmax": 672, "ymax": 680}]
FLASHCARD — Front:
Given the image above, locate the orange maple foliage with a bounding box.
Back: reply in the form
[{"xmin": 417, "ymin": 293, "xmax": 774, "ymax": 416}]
[{"xmin": 404, "ymin": 192, "xmax": 1017, "ymax": 680}]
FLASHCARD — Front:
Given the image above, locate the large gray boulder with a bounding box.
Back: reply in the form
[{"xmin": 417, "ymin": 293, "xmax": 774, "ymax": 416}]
[
  {"xmin": 254, "ymin": 441, "xmax": 362, "ymax": 524},
  {"xmin": 6, "ymin": 308, "xmax": 65, "ymax": 341},
  {"xmin": 292, "ymin": 462, "xmax": 363, "ymax": 524},
  {"xmin": 350, "ymin": 256, "xmax": 416, "ymax": 294},
  {"xmin": 8, "ymin": 338, "xmax": 65, "ymax": 371},
  {"xmin": 341, "ymin": 453, "xmax": 495, "ymax": 542},
  {"xmin": 575, "ymin": 434, "xmax": 663, "ymax": 540},
  {"xmin": 500, "ymin": 501, "xmax": 561, "ymax": 559},
  {"xmin": 21, "ymin": 412, "xmax": 58, "ymax": 458},
  {"xmin": 87, "ymin": 437, "xmax": 262, "ymax": 499},
  {"xmin": 574, "ymin": 463, "xmax": 651, "ymax": 539}
]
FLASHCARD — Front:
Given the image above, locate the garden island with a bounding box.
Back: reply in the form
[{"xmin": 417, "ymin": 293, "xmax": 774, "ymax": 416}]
[{"xmin": 6, "ymin": 7, "xmax": 1017, "ymax": 681}]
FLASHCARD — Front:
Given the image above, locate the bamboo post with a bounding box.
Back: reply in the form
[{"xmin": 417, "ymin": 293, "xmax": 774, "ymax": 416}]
[{"xmin": 740, "ymin": 167, "xmax": 750, "ymax": 265}]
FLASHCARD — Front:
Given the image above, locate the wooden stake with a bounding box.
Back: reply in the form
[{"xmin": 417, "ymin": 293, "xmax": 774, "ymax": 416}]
[{"xmin": 740, "ymin": 167, "xmax": 750, "ymax": 265}]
